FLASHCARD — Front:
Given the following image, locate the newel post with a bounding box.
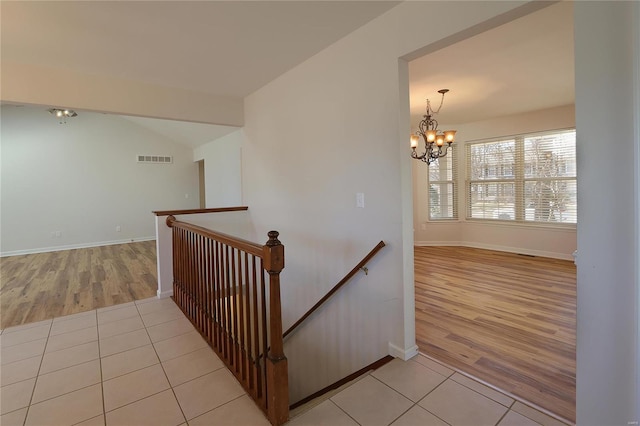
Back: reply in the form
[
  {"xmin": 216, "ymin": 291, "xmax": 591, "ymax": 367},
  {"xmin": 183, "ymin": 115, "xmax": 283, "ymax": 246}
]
[{"xmin": 263, "ymin": 230, "xmax": 289, "ymax": 425}]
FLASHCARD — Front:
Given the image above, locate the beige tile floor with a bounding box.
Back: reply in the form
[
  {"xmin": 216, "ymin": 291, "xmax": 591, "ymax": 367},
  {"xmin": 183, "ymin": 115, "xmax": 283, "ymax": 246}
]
[{"xmin": 0, "ymin": 297, "xmax": 570, "ymax": 426}]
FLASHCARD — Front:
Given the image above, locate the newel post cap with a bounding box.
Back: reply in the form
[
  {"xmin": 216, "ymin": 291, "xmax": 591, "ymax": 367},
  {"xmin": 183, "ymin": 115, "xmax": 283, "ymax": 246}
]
[{"xmin": 264, "ymin": 231, "xmax": 284, "ymax": 272}]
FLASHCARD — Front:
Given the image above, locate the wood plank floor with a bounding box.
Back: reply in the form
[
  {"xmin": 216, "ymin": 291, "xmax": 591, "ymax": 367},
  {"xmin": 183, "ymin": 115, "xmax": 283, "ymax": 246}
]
[
  {"xmin": 415, "ymin": 246, "xmax": 576, "ymax": 423},
  {"xmin": 0, "ymin": 241, "xmax": 158, "ymax": 329}
]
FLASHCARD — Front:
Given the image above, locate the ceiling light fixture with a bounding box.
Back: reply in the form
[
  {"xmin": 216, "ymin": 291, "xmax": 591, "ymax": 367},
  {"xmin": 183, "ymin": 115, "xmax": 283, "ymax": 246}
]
[
  {"xmin": 48, "ymin": 108, "xmax": 77, "ymax": 124},
  {"xmin": 410, "ymin": 89, "xmax": 456, "ymax": 165}
]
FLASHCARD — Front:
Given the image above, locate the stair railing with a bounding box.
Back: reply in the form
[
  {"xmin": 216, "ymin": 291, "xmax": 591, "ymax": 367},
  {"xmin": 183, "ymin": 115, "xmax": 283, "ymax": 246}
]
[{"xmin": 166, "ymin": 215, "xmax": 288, "ymax": 425}]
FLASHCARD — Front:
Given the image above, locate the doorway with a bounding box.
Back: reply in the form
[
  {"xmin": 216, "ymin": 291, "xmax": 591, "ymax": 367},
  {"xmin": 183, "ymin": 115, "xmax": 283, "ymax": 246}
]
[
  {"xmin": 405, "ymin": 2, "xmax": 577, "ymax": 422},
  {"xmin": 197, "ymin": 159, "xmax": 206, "ymax": 209}
]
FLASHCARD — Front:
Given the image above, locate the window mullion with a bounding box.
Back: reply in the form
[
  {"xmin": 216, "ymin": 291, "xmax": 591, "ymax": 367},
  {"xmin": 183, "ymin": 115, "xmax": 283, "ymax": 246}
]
[{"xmin": 515, "ymin": 136, "xmax": 525, "ymax": 220}]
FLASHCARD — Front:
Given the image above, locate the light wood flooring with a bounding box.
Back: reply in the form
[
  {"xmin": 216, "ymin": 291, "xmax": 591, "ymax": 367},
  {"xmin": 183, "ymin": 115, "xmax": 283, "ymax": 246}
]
[
  {"xmin": 0, "ymin": 241, "xmax": 158, "ymax": 329},
  {"xmin": 415, "ymin": 246, "xmax": 576, "ymax": 423}
]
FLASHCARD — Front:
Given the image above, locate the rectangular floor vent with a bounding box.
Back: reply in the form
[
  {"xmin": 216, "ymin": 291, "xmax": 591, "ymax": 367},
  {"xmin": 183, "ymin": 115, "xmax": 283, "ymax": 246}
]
[{"xmin": 137, "ymin": 155, "xmax": 173, "ymax": 164}]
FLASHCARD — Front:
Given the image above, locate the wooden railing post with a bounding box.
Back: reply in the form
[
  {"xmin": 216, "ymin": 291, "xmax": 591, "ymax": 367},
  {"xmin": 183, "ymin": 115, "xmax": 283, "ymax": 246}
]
[{"xmin": 263, "ymin": 231, "xmax": 288, "ymax": 425}]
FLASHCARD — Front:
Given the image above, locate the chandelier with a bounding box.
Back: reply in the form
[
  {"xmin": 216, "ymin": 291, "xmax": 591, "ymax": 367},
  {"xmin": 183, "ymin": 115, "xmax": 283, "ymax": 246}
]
[
  {"xmin": 410, "ymin": 89, "xmax": 456, "ymax": 165},
  {"xmin": 48, "ymin": 108, "xmax": 77, "ymax": 124}
]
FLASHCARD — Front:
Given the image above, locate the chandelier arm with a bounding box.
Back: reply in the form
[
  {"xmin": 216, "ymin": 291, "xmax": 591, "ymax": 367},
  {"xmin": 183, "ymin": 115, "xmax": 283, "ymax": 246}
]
[
  {"xmin": 418, "ymin": 117, "xmax": 438, "ymax": 133},
  {"xmin": 411, "ymin": 149, "xmax": 426, "ymax": 161}
]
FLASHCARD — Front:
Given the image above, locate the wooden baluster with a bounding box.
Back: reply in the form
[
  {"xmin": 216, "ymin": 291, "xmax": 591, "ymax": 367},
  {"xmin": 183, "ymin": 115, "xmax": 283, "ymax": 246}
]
[
  {"xmin": 176, "ymin": 228, "xmax": 181, "ymax": 308},
  {"xmin": 218, "ymin": 241, "xmax": 224, "ymax": 353},
  {"xmin": 170, "ymin": 225, "xmax": 176, "ymax": 303},
  {"xmin": 202, "ymin": 237, "xmax": 208, "ymax": 342},
  {"xmin": 210, "ymin": 239, "xmax": 216, "ymax": 345},
  {"xmin": 191, "ymin": 232, "xmax": 197, "ymax": 321},
  {"xmin": 237, "ymin": 252, "xmax": 247, "ymax": 386},
  {"xmin": 177, "ymin": 228, "xmax": 182, "ymax": 306},
  {"xmin": 260, "ymin": 262, "xmax": 268, "ymax": 402},
  {"xmin": 212, "ymin": 240, "xmax": 219, "ymax": 351},
  {"xmin": 247, "ymin": 253, "xmax": 254, "ymax": 389},
  {"xmin": 220, "ymin": 243, "xmax": 225, "ymax": 360},
  {"xmin": 216, "ymin": 240, "xmax": 223, "ymax": 354},
  {"xmin": 263, "ymin": 231, "xmax": 288, "ymax": 426},
  {"xmin": 198, "ymin": 235, "xmax": 207, "ymax": 336},
  {"xmin": 193, "ymin": 233, "xmax": 198, "ymax": 320},
  {"xmin": 185, "ymin": 230, "xmax": 191, "ymax": 318},
  {"xmin": 252, "ymin": 255, "xmax": 261, "ymax": 400},
  {"xmin": 231, "ymin": 247, "xmax": 240, "ymax": 374},
  {"xmin": 225, "ymin": 244, "xmax": 233, "ymax": 365},
  {"xmin": 206, "ymin": 238, "xmax": 213, "ymax": 344},
  {"xmin": 178, "ymin": 228, "xmax": 183, "ymax": 308},
  {"xmin": 198, "ymin": 236, "xmax": 202, "ymax": 331}
]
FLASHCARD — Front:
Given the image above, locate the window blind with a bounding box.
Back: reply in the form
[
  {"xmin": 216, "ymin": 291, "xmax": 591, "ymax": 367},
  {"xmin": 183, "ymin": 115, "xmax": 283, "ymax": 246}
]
[
  {"xmin": 428, "ymin": 147, "xmax": 457, "ymax": 220},
  {"xmin": 466, "ymin": 129, "xmax": 576, "ymax": 224}
]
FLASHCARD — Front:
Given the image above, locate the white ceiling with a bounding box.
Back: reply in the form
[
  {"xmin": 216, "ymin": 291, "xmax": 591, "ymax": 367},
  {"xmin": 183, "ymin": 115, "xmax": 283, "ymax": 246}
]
[
  {"xmin": 1, "ymin": 1, "xmax": 399, "ymax": 98},
  {"xmin": 409, "ymin": 1, "xmax": 574, "ymax": 127},
  {"xmin": 2, "ymin": 1, "xmax": 574, "ymax": 146},
  {"xmin": 119, "ymin": 116, "xmax": 238, "ymax": 149}
]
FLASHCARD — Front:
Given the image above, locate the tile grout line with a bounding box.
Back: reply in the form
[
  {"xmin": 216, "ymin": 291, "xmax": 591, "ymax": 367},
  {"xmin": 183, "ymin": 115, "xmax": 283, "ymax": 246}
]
[
  {"xmin": 137, "ymin": 298, "xmax": 270, "ymax": 424},
  {"xmin": 327, "ymin": 398, "xmax": 364, "ymax": 426},
  {"xmin": 447, "ymin": 372, "xmax": 516, "ymax": 409},
  {"xmin": 136, "ymin": 299, "xmax": 189, "ymax": 425},
  {"xmin": 187, "ymin": 393, "xmax": 248, "ymax": 424},
  {"xmin": 22, "ymin": 315, "xmax": 54, "ymax": 426},
  {"xmin": 417, "ymin": 353, "xmax": 570, "ymax": 425},
  {"xmin": 368, "ymin": 372, "xmax": 452, "ymax": 426},
  {"xmin": 96, "ymin": 308, "xmax": 108, "ymax": 426}
]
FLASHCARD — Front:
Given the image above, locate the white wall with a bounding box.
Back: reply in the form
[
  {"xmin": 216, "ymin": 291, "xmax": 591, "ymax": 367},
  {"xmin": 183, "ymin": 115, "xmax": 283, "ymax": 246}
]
[
  {"xmin": 238, "ymin": 0, "xmax": 538, "ymax": 404},
  {"xmin": 0, "ymin": 105, "xmax": 199, "ymax": 255},
  {"xmin": 413, "ymin": 105, "xmax": 577, "ymax": 259},
  {"xmin": 574, "ymin": 2, "xmax": 639, "ymax": 425},
  {"xmin": 155, "ymin": 210, "xmax": 257, "ymax": 299},
  {"xmin": 193, "ymin": 130, "xmax": 243, "ymax": 208}
]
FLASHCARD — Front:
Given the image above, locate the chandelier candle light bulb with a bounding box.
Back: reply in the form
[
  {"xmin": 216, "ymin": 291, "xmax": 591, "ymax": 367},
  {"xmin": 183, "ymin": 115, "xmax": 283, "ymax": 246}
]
[{"xmin": 410, "ymin": 89, "xmax": 457, "ymax": 165}]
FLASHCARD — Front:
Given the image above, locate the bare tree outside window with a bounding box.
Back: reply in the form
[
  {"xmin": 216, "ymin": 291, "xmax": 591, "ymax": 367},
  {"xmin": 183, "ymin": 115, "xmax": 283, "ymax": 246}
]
[{"xmin": 467, "ymin": 130, "xmax": 576, "ymax": 224}]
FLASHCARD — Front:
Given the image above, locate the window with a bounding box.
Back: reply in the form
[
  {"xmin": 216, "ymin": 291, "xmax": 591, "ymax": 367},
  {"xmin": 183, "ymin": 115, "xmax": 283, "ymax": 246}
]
[
  {"xmin": 427, "ymin": 147, "xmax": 457, "ymax": 220},
  {"xmin": 466, "ymin": 129, "xmax": 576, "ymax": 224}
]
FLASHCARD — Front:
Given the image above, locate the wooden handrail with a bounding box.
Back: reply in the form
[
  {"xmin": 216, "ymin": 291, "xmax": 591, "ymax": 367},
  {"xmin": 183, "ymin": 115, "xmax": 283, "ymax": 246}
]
[
  {"xmin": 283, "ymin": 240, "xmax": 386, "ymax": 340},
  {"xmin": 166, "ymin": 215, "xmax": 262, "ymax": 256},
  {"xmin": 153, "ymin": 206, "xmax": 248, "ymax": 216}
]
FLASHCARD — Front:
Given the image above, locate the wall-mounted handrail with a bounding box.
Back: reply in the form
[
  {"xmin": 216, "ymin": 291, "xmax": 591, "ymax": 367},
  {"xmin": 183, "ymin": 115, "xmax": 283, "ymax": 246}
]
[{"xmin": 283, "ymin": 241, "xmax": 386, "ymax": 340}]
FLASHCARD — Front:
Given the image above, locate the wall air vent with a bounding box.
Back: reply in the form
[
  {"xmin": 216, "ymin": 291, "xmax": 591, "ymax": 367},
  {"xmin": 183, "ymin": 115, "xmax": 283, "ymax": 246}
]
[{"xmin": 137, "ymin": 155, "xmax": 173, "ymax": 164}]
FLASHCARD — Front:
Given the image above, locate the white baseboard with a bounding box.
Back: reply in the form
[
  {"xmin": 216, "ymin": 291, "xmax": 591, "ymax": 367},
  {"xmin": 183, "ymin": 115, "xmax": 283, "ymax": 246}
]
[
  {"xmin": 388, "ymin": 342, "xmax": 419, "ymax": 361},
  {"xmin": 414, "ymin": 241, "xmax": 462, "ymax": 247},
  {"xmin": 0, "ymin": 237, "xmax": 156, "ymax": 258},
  {"xmin": 157, "ymin": 289, "xmax": 174, "ymax": 299},
  {"xmin": 414, "ymin": 241, "xmax": 574, "ymax": 261}
]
